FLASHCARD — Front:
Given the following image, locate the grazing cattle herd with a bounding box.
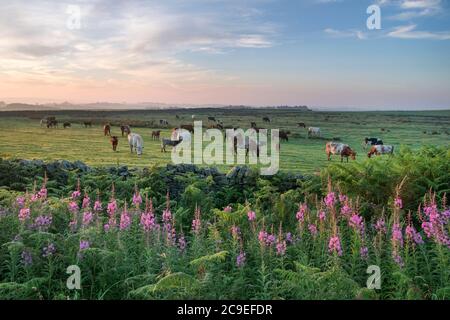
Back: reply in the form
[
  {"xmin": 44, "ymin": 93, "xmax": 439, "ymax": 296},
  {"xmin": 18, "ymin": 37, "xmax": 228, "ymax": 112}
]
[{"xmin": 39, "ymin": 115, "xmax": 396, "ymax": 162}]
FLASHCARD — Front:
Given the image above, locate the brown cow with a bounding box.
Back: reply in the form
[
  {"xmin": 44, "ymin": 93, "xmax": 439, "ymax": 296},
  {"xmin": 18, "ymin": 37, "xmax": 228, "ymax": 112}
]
[
  {"xmin": 326, "ymin": 142, "xmax": 356, "ymax": 163},
  {"xmin": 152, "ymin": 130, "xmax": 161, "ymax": 140},
  {"xmin": 250, "ymin": 122, "xmax": 257, "ymax": 128},
  {"xmin": 110, "ymin": 136, "xmax": 119, "ymax": 151},
  {"xmin": 63, "ymin": 122, "xmax": 71, "ymax": 129},
  {"xmin": 297, "ymin": 122, "xmax": 306, "ymax": 128},
  {"xmin": 104, "ymin": 124, "xmax": 111, "ymax": 136},
  {"xmin": 120, "ymin": 125, "xmax": 131, "ymax": 137},
  {"xmin": 84, "ymin": 121, "xmax": 92, "ymax": 128},
  {"xmin": 180, "ymin": 124, "xmax": 194, "ymax": 133}
]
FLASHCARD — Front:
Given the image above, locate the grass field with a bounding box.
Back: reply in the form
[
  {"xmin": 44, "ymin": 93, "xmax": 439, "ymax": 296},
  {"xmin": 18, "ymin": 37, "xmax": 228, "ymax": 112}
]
[{"xmin": 0, "ymin": 109, "xmax": 449, "ymax": 173}]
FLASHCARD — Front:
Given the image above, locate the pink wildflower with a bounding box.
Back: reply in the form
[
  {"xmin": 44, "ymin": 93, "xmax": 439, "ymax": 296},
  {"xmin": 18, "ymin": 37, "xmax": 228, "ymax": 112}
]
[
  {"xmin": 247, "ymin": 210, "xmax": 256, "ymax": 221},
  {"xmin": 258, "ymin": 230, "xmax": 268, "ymax": 245},
  {"xmin": 161, "ymin": 208, "xmax": 170, "ymax": 222},
  {"xmin": 324, "ymin": 192, "xmax": 336, "ymax": 208},
  {"xmin": 296, "ymin": 203, "xmax": 307, "ymax": 222},
  {"xmin": 349, "ymin": 214, "xmax": 364, "ymax": 233},
  {"xmin": 318, "ymin": 210, "xmax": 326, "ymax": 221},
  {"xmin": 192, "ymin": 207, "xmax": 202, "ymax": 235},
  {"xmin": 340, "ymin": 204, "xmax": 352, "ymax": 217},
  {"xmin": 308, "ymin": 224, "xmax": 318, "ymax": 237},
  {"xmin": 16, "ymin": 196, "xmax": 25, "ymax": 208},
  {"xmin": 374, "ymin": 218, "xmax": 387, "ymax": 234},
  {"xmin": 394, "ymin": 197, "xmax": 403, "ymax": 209},
  {"xmin": 276, "ymin": 239, "xmax": 287, "ymax": 256},
  {"xmin": 94, "ymin": 200, "xmax": 102, "ymax": 212},
  {"xmin": 82, "ymin": 194, "xmax": 90, "ymax": 209},
  {"xmin": 71, "ymin": 190, "xmax": 81, "ymax": 200},
  {"xmin": 406, "ymin": 225, "xmax": 424, "ymax": 245},
  {"xmin": 328, "ymin": 235, "xmax": 343, "ymax": 256},
  {"xmin": 140, "ymin": 200, "xmax": 156, "ymax": 232},
  {"xmin": 107, "ymin": 199, "xmax": 117, "ymax": 215},
  {"xmin": 392, "ymin": 223, "xmax": 404, "ymax": 248},
  {"xmin": 132, "ymin": 191, "xmax": 142, "ymax": 208},
  {"xmin": 68, "ymin": 201, "xmax": 78, "ymax": 214},
  {"xmin": 37, "ymin": 187, "xmax": 47, "ymax": 200},
  {"xmin": 82, "ymin": 211, "xmax": 93, "ymax": 227},
  {"xmin": 120, "ymin": 205, "xmax": 131, "ymax": 230},
  {"xmin": 18, "ymin": 208, "xmax": 30, "ymax": 221},
  {"xmin": 231, "ymin": 225, "xmax": 241, "ymax": 240},
  {"xmin": 178, "ymin": 234, "xmax": 187, "ymax": 251}
]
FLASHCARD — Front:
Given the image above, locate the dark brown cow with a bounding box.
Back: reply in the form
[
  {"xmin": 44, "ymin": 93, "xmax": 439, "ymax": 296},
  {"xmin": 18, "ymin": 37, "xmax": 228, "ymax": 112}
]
[
  {"xmin": 161, "ymin": 138, "xmax": 182, "ymax": 153},
  {"xmin": 47, "ymin": 119, "xmax": 58, "ymax": 128},
  {"xmin": 180, "ymin": 124, "xmax": 194, "ymax": 133},
  {"xmin": 297, "ymin": 122, "xmax": 306, "ymax": 128},
  {"xmin": 120, "ymin": 125, "xmax": 131, "ymax": 137},
  {"xmin": 84, "ymin": 121, "xmax": 92, "ymax": 128},
  {"xmin": 250, "ymin": 122, "xmax": 257, "ymax": 128},
  {"xmin": 104, "ymin": 124, "xmax": 111, "ymax": 136},
  {"xmin": 152, "ymin": 130, "xmax": 161, "ymax": 140},
  {"xmin": 263, "ymin": 117, "xmax": 270, "ymax": 123},
  {"xmin": 63, "ymin": 122, "xmax": 71, "ymax": 129},
  {"xmin": 279, "ymin": 130, "xmax": 290, "ymax": 142},
  {"xmin": 110, "ymin": 136, "xmax": 119, "ymax": 151}
]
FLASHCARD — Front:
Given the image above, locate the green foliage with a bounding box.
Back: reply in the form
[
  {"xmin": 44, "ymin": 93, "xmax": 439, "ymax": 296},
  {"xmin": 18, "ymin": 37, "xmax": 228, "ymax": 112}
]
[
  {"xmin": 0, "ymin": 145, "xmax": 449, "ymax": 300},
  {"xmin": 322, "ymin": 146, "xmax": 450, "ymax": 215}
]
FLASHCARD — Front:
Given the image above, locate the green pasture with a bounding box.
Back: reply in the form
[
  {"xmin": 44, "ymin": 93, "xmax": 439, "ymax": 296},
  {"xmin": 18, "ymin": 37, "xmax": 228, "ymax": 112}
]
[{"xmin": 0, "ymin": 109, "xmax": 449, "ymax": 173}]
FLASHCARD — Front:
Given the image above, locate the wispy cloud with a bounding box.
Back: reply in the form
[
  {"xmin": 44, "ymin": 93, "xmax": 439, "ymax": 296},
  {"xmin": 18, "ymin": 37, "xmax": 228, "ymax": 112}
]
[
  {"xmin": 324, "ymin": 28, "xmax": 367, "ymax": 40},
  {"xmin": 386, "ymin": 0, "xmax": 443, "ymax": 20},
  {"xmin": 388, "ymin": 24, "xmax": 450, "ymax": 39}
]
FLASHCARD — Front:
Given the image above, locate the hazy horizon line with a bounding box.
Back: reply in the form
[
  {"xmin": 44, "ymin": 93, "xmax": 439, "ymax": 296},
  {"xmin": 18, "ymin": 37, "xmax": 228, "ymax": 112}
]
[{"xmin": 1, "ymin": 100, "xmax": 449, "ymax": 113}]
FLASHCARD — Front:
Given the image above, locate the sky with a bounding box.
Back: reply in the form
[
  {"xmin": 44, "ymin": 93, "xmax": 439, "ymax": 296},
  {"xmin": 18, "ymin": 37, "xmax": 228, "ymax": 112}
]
[{"xmin": 0, "ymin": 0, "xmax": 450, "ymax": 109}]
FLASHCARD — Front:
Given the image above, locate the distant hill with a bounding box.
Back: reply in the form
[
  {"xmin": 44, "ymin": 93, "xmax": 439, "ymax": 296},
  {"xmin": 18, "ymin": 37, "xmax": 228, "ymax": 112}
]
[
  {"xmin": 0, "ymin": 103, "xmax": 55, "ymax": 111},
  {"xmin": 0, "ymin": 102, "xmax": 311, "ymax": 111}
]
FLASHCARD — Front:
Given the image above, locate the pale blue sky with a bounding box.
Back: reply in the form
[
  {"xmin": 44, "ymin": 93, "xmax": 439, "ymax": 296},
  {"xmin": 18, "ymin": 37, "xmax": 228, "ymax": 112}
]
[{"xmin": 0, "ymin": 0, "xmax": 449, "ymax": 109}]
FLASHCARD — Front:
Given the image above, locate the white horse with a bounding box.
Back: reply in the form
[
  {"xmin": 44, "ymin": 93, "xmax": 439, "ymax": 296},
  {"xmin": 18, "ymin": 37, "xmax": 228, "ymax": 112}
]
[
  {"xmin": 128, "ymin": 133, "xmax": 144, "ymax": 156},
  {"xmin": 308, "ymin": 127, "xmax": 321, "ymax": 137}
]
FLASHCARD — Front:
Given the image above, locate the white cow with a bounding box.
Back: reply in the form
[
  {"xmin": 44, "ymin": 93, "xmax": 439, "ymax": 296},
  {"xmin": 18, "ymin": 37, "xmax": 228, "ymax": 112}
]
[
  {"xmin": 367, "ymin": 145, "xmax": 394, "ymax": 158},
  {"xmin": 308, "ymin": 127, "xmax": 321, "ymax": 137},
  {"xmin": 326, "ymin": 142, "xmax": 356, "ymax": 162},
  {"xmin": 128, "ymin": 133, "xmax": 144, "ymax": 156}
]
